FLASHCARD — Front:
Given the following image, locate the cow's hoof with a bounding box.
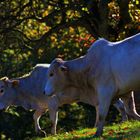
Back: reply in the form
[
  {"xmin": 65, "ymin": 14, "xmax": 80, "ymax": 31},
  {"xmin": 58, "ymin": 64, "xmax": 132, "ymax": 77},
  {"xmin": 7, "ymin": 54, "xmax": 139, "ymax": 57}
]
[
  {"xmin": 93, "ymin": 131, "xmax": 102, "ymax": 138},
  {"xmin": 37, "ymin": 130, "xmax": 46, "ymax": 137},
  {"xmin": 121, "ymin": 117, "xmax": 128, "ymax": 122}
]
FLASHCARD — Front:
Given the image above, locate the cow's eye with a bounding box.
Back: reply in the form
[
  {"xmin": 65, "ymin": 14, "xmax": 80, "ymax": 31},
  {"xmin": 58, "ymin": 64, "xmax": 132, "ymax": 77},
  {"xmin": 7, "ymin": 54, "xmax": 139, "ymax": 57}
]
[
  {"xmin": 49, "ymin": 73, "xmax": 54, "ymax": 77},
  {"xmin": 0, "ymin": 89, "xmax": 4, "ymax": 93}
]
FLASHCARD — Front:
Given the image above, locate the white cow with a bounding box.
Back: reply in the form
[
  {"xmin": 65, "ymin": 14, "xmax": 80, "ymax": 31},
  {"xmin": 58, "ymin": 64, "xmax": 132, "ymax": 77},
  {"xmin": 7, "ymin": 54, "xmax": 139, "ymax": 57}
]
[
  {"xmin": 0, "ymin": 64, "xmax": 128, "ymax": 136},
  {"xmin": 44, "ymin": 33, "xmax": 140, "ymax": 136}
]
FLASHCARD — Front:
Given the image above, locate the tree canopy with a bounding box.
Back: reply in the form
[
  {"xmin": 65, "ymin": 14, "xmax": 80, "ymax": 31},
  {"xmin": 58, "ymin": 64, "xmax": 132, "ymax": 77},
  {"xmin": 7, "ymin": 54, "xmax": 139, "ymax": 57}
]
[{"xmin": 1, "ymin": 0, "xmax": 140, "ymax": 77}]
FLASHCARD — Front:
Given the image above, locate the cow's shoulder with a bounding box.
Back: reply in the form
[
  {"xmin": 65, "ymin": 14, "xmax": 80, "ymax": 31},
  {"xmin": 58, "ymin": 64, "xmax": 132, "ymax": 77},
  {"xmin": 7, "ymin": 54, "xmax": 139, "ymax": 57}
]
[{"xmin": 87, "ymin": 38, "xmax": 110, "ymax": 53}]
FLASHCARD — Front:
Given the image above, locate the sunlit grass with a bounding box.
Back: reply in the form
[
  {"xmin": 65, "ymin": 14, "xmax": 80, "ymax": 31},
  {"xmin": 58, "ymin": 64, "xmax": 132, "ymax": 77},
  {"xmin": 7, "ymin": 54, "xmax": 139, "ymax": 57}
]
[{"xmin": 32, "ymin": 121, "xmax": 140, "ymax": 140}]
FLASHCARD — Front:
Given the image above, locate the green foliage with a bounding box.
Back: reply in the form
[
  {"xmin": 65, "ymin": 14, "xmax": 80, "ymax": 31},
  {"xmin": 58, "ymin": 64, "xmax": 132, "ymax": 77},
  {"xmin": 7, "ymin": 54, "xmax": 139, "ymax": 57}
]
[
  {"xmin": 32, "ymin": 121, "xmax": 140, "ymax": 140},
  {"xmin": 0, "ymin": 107, "xmax": 34, "ymax": 140}
]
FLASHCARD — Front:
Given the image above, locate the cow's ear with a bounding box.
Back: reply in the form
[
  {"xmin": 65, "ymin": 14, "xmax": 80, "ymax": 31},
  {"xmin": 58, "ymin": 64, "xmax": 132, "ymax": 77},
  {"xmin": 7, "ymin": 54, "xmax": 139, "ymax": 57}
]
[
  {"xmin": 1, "ymin": 77, "xmax": 9, "ymax": 86},
  {"xmin": 12, "ymin": 80, "xmax": 19, "ymax": 87},
  {"xmin": 60, "ymin": 65, "xmax": 68, "ymax": 73}
]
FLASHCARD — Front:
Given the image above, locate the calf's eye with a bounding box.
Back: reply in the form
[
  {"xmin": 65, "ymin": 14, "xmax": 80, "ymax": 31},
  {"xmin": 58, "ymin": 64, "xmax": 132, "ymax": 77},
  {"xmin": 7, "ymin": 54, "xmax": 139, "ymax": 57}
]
[{"xmin": 0, "ymin": 89, "xmax": 4, "ymax": 96}]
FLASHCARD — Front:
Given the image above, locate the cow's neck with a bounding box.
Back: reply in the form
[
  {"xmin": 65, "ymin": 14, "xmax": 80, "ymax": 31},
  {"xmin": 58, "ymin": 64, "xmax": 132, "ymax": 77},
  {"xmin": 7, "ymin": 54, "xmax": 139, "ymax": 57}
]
[
  {"xmin": 64, "ymin": 56, "xmax": 90, "ymax": 88},
  {"xmin": 65, "ymin": 55, "xmax": 89, "ymax": 72},
  {"xmin": 17, "ymin": 76, "xmax": 31, "ymax": 90}
]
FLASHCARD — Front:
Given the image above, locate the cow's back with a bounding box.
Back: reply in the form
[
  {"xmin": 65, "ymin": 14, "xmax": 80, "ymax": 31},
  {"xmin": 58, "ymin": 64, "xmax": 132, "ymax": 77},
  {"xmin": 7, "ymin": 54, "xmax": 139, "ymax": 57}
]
[
  {"xmin": 86, "ymin": 33, "xmax": 140, "ymax": 95},
  {"xmin": 110, "ymin": 35, "xmax": 140, "ymax": 92},
  {"xmin": 18, "ymin": 64, "xmax": 49, "ymax": 97}
]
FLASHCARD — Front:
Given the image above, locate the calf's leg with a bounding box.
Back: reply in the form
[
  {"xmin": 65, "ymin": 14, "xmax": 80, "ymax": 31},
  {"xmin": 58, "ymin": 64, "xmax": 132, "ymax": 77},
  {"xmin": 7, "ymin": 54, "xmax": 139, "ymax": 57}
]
[
  {"xmin": 33, "ymin": 109, "xmax": 46, "ymax": 136},
  {"xmin": 49, "ymin": 109, "xmax": 58, "ymax": 135},
  {"xmin": 94, "ymin": 105, "xmax": 99, "ymax": 127}
]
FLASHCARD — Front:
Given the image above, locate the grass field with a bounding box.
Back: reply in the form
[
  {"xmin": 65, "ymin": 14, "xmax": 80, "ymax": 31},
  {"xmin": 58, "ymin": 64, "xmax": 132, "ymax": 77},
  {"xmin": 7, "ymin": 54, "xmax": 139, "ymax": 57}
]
[{"xmin": 32, "ymin": 121, "xmax": 140, "ymax": 140}]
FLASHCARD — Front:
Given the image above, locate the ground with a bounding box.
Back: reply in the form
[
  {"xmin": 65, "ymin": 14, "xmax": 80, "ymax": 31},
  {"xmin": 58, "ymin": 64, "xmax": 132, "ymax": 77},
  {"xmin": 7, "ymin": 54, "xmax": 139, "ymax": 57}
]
[{"xmin": 26, "ymin": 120, "xmax": 140, "ymax": 140}]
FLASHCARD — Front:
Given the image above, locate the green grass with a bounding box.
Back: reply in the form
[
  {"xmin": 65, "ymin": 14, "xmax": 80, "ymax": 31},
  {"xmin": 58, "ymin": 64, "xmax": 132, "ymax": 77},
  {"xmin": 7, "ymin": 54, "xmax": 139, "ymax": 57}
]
[{"xmin": 33, "ymin": 121, "xmax": 140, "ymax": 140}]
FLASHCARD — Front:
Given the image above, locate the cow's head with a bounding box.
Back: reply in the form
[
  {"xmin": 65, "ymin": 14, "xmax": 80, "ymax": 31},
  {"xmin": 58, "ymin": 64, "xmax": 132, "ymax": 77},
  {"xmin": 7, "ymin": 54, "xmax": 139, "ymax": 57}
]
[
  {"xmin": 44, "ymin": 58, "xmax": 69, "ymax": 96},
  {"xmin": 0, "ymin": 77, "xmax": 19, "ymax": 109}
]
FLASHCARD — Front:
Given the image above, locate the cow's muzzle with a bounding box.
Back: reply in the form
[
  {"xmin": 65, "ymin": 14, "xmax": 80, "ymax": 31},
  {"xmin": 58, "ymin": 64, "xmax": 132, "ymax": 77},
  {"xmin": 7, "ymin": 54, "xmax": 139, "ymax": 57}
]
[
  {"xmin": 43, "ymin": 90, "xmax": 54, "ymax": 97},
  {"xmin": 43, "ymin": 90, "xmax": 46, "ymax": 95}
]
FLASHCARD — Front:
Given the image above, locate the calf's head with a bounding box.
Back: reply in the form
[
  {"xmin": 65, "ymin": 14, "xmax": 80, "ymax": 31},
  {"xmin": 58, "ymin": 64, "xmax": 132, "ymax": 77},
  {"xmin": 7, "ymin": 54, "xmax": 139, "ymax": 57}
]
[
  {"xmin": 0, "ymin": 77, "xmax": 19, "ymax": 109},
  {"xmin": 44, "ymin": 58, "xmax": 69, "ymax": 96}
]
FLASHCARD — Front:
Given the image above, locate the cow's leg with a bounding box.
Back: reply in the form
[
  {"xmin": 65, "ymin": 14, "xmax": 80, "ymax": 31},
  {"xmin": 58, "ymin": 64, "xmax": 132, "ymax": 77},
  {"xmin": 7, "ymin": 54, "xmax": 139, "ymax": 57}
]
[
  {"xmin": 49, "ymin": 109, "xmax": 58, "ymax": 135},
  {"xmin": 33, "ymin": 110, "xmax": 46, "ymax": 136},
  {"xmin": 113, "ymin": 98, "xmax": 128, "ymax": 122},
  {"xmin": 122, "ymin": 91, "xmax": 140, "ymax": 120},
  {"xmin": 94, "ymin": 86, "xmax": 115, "ymax": 137}
]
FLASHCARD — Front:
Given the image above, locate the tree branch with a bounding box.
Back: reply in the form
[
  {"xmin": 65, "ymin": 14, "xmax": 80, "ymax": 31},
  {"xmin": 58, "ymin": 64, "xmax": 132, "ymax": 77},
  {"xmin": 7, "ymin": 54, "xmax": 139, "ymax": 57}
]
[
  {"xmin": 97, "ymin": 0, "xmax": 109, "ymax": 39},
  {"xmin": 117, "ymin": 0, "xmax": 132, "ymax": 32},
  {"xmin": 33, "ymin": 16, "xmax": 98, "ymax": 48}
]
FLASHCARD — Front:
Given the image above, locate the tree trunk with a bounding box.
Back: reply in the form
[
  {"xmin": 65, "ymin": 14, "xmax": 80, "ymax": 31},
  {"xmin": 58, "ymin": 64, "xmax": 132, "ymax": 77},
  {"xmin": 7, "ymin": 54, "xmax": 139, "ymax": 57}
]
[{"xmin": 98, "ymin": 0, "xmax": 109, "ymax": 39}]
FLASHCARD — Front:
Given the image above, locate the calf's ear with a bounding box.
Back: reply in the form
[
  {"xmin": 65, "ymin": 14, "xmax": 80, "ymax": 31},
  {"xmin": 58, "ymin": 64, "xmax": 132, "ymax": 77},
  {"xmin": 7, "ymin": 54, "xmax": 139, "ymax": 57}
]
[
  {"xmin": 60, "ymin": 65, "xmax": 68, "ymax": 73},
  {"xmin": 12, "ymin": 80, "xmax": 19, "ymax": 87},
  {"xmin": 1, "ymin": 77, "xmax": 9, "ymax": 81}
]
